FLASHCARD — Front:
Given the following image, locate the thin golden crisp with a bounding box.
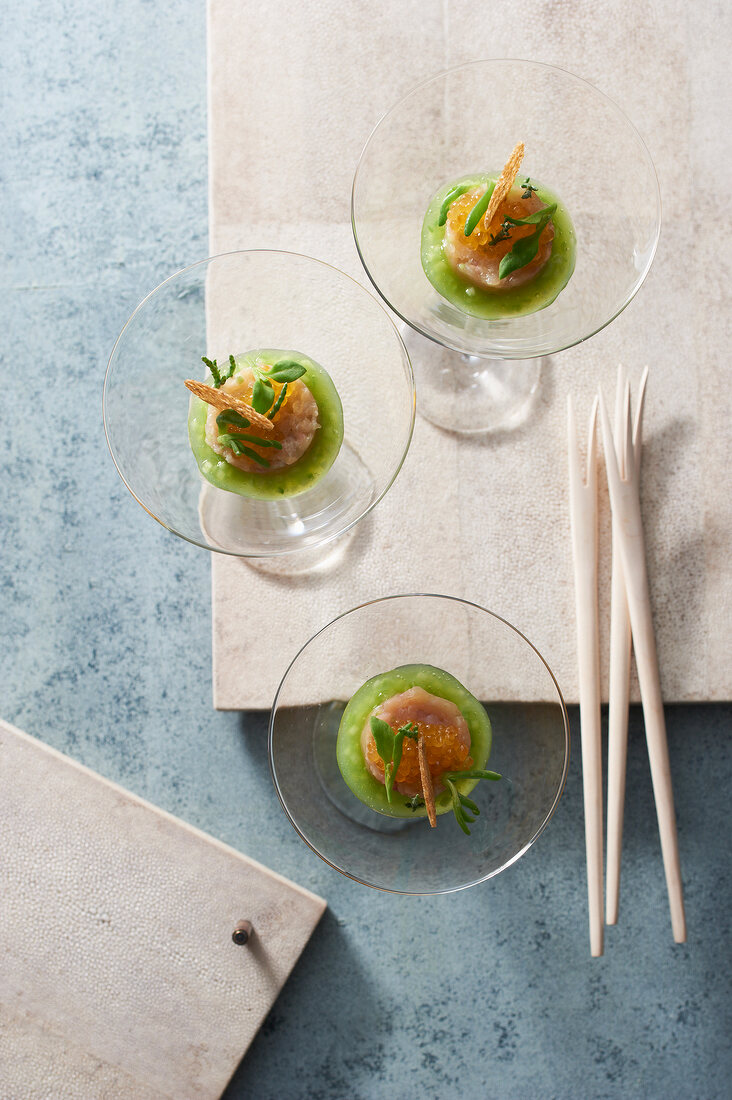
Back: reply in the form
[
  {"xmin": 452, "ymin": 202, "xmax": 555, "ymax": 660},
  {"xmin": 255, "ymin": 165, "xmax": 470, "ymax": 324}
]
[
  {"xmin": 481, "ymin": 140, "xmax": 525, "ymax": 230},
  {"xmin": 184, "ymin": 379, "xmax": 274, "ymax": 432},
  {"xmin": 417, "ymin": 735, "xmax": 437, "ymax": 828}
]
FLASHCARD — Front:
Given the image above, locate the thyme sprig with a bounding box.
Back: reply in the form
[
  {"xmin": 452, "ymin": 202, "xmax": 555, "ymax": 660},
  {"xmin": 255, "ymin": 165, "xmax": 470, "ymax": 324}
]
[
  {"xmin": 369, "ymin": 717, "xmax": 420, "ymax": 804},
  {"xmin": 489, "ymin": 218, "xmax": 513, "ymax": 246},
  {"xmin": 521, "ymin": 177, "xmax": 538, "ymax": 198}
]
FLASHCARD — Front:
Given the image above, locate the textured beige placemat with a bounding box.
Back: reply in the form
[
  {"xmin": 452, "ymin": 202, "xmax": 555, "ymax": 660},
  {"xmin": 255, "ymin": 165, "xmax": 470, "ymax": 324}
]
[
  {"xmin": 0, "ymin": 719, "xmax": 325, "ymax": 1099},
  {"xmin": 208, "ymin": 0, "xmax": 731, "ymax": 708}
]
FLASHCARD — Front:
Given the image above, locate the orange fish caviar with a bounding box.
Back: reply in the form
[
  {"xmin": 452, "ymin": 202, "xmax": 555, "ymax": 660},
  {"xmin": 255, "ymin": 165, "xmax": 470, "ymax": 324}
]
[
  {"xmin": 446, "ymin": 188, "xmax": 553, "ymax": 258},
  {"xmin": 365, "ymin": 720, "xmax": 472, "ymax": 786}
]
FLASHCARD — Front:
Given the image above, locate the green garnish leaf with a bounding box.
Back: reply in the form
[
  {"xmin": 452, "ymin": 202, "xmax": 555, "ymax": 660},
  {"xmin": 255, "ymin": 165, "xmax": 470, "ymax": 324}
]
[
  {"xmin": 370, "ymin": 717, "xmax": 395, "ymax": 768},
  {"xmin": 370, "ymin": 717, "xmax": 396, "ymax": 802},
  {"xmin": 445, "ymin": 769, "xmax": 501, "ymax": 782},
  {"xmin": 438, "ymin": 184, "xmax": 471, "ymax": 227},
  {"xmin": 464, "ymin": 183, "xmax": 496, "ymax": 237},
  {"xmin": 521, "ymin": 177, "xmax": 538, "ymax": 199},
  {"xmin": 267, "ymin": 382, "xmax": 288, "ymax": 420},
  {"xmin": 202, "ymin": 354, "xmax": 236, "ymax": 388},
  {"xmin": 443, "ymin": 768, "xmax": 502, "ymax": 835},
  {"xmin": 405, "ymin": 794, "xmax": 425, "ymax": 812},
  {"xmin": 444, "ymin": 777, "xmax": 471, "ymax": 835},
  {"xmin": 502, "ymin": 203, "xmax": 556, "ymax": 228},
  {"xmin": 498, "ymin": 204, "xmax": 556, "ymax": 280},
  {"xmin": 216, "ymin": 409, "xmax": 251, "ymax": 431},
  {"xmin": 459, "ymin": 794, "xmax": 480, "ymax": 816},
  {"xmin": 217, "ymin": 434, "xmax": 271, "ymax": 467},
  {"xmin": 252, "ymin": 377, "xmax": 275, "ymax": 414},
  {"xmin": 369, "ymin": 718, "xmax": 419, "ymax": 804},
  {"xmin": 202, "ymin": 356, "xmax": 222, "ymax": 387},
  {"xmin": 269, "ymin": 360, "xmax": 307, "ymax": 383},
  {"xmin": 217, "ymin": 426, "xmax": 282, "ymax": 452}
]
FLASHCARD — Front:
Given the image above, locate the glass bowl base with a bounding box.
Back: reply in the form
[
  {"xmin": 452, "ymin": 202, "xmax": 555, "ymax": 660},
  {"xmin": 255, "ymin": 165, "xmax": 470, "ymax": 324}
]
[
  {"xmin": 403, "ymin": 328, "xmax": 542, "ymax": 434},
  {"xmin": 197, "ymin": 441, "xmax": 374, "ymax": 559}
]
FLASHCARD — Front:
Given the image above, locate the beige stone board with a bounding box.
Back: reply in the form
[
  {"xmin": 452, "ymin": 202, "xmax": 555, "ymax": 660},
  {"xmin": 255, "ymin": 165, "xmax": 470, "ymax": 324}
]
[
  {"xmin": 208, "ymin": 0, "xmax": 731, "ymax": 706},
  {"xmin": 0, "ymin": 719, "xmax": 326, "ymax": 1099}
]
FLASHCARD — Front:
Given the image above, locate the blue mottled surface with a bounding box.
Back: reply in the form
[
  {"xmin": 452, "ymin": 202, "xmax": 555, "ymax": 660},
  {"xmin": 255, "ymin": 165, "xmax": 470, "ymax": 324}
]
[{"xmin": 1, "ymin": 4, "xmax": 730, "ymax": 1099}]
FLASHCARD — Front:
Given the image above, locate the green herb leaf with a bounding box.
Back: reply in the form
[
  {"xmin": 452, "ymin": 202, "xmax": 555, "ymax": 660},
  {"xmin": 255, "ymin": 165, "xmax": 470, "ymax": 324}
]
[
  {"xmin": 444, "ymin": 769, "xmax": 501, "ymax": 782},
  {"xmin": 370, "ymin": 717, "xmax": 395, "ymax": 769},
  {"xmin": 217, "ymin": 425, "xmax": 282, "ymax": 453},
  {"xmin": 498, "ymin": 204, "xmax": 556, "ymax": 280},
  {"xmin": 216, "ymin": 409, "xmax": 251, "ymax": 431},
  {"xmin": 202, "ymin": 356, "xmax": 222, "ymax": 387},
  {"xmin": 444, "ymin": 777, "xmax": 471, "ymax": 835},
  {"xmin": 438, "ymin": 184, "xmax": 471, "ymax": 227},
  {"xmin": 443, "ymin": 768, "xmax": 502, "ymax": 834},
  {"xmin": 269, "ymin": 360, "xmax": 307, "ymax": 383},
  {"xmin": 370, "ymin": 717, "xmax": 396, "ymax": 802},
  {"xmin": 217, "ymin": 434, "xmax": 271, "ymax": 467},
  {"xmin": 267, "ymin": 382, "xmax": 288, "ymax": 420},
  {"xmin": 252, "ymin": 377, "xmax": 275, "ymax": 414},
  {"xmin": 405, "ymin": 794, "xmax": 425, "ymax": 812},
  {"xmin": 458, "ymin": 793, "xmax": 480, "ymax": 816},
  {"xmin": 464, "ymin": 183, "xmax": 496, "ymax": 237},
  {"xmin": 202, "ymin": 354, "xmax": 236, "ymax": 388},
  {"xmin": 502, "ymin": 203, "xmax": 556, "ymax": 228}
]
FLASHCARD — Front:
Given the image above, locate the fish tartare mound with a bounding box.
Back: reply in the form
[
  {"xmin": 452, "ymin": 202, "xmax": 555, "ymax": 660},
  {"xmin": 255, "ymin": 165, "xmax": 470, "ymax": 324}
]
[
  {"xmin": 444, "ymin": 187, "xmax": 554, "ymax": 292},
  {"xmin": 204, "ymin": 368, "xmax": 319, "ymax": 473},
  {"xmin": 187, "ymin": 347, "xmax": 344, "ymax": 500},
  {"xmin": 361, "ymin": 686, "xmax": 472, "ymax": 796}
]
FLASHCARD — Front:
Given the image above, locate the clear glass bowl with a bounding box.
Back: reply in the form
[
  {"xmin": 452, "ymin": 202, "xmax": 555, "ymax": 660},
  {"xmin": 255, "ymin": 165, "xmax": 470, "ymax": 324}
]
[
  {"xmin": 103, "ymin": 251, "xmax": 415, "ymax": 558},
  {"xmin": 269, "ymin": 594, "xmax": 570, "ymax": 894},
  {"xmin": 352, "ymin": 59, "xmax": 660, "ymax": 431}
]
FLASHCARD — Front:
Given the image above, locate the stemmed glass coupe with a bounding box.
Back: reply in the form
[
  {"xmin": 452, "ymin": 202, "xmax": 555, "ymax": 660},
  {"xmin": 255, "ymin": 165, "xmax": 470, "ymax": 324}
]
[
  {"xmin": 269, "ymin": 594, "xmax": 570, "ymax": 894},
  {"xmin": 352, "ymin": 59, "xmax": 661, "ymax": 433},
  {"xmin": 103, "ymin": 251, "xmax": 415, "ymax": 569}
]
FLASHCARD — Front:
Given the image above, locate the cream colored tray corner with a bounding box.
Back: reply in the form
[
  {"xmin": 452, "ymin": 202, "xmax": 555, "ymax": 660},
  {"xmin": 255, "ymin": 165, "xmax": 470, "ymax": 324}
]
[{"xmin": 0, "ymin": 719, "xmax": 326, "ymax": 1100}]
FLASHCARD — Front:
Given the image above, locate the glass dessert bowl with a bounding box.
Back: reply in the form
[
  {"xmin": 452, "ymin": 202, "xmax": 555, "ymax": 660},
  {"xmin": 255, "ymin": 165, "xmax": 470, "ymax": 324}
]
[
  {"xmin": 269, "ymin": 594, "xmax": 570, "ymax": 894},
  {"xmin": 352, "ymin": 59, "xmax": 660, "ymax": 433},
  {"xmin": 103, "ymin": 251, "xmax": 415, "ymax": 563}
]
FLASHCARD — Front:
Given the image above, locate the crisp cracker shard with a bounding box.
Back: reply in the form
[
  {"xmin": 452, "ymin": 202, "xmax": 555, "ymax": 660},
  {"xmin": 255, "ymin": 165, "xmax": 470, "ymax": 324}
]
[
  {"xmin": 482, "ymin": 140, "xmax": 525, "ymax": 229},
  {"xmin": 417, "ymin": 734, "xmax": 437, "ymax": 828},
  {"xmin": 184, "ymin": 378, "xmax": 275, "ymax": 433}
]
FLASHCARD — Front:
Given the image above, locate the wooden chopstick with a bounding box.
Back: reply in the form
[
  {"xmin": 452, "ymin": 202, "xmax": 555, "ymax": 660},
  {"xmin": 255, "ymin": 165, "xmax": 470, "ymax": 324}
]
[
  {"xmin": 606, "ymin": 366, "xmax": 647, "ymax": 925},
  {"xmin": 598, "ymin": 387, "xmax": 687, "ymax": 943},
  {"xmin": 568, "ymin": 394, "xmax": 604, "ymax": 957}
]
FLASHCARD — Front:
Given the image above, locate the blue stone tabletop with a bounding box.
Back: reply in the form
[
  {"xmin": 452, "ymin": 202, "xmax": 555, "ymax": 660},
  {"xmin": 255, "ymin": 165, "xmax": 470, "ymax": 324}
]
[{"xmin": 2, "ymin": 3, "xmax": 730, "ymax": 1098}]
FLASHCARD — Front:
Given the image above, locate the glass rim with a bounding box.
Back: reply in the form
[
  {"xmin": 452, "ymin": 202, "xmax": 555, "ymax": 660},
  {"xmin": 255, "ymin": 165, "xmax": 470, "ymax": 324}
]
[
  {"xmin": 268, "ymin": 591, "xmax": 571, "ymax": 894},
  {"xmin": 102, "ymin": 249, "xmax": 416, "ymax": 556},
  {"xmin": 351, "ymin": 57, "xmax": 662, "ymax": 360}
]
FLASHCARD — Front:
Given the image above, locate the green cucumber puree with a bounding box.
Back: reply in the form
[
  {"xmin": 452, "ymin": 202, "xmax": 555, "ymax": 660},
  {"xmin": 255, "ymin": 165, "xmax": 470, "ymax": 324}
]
[
  {"xmin": 336, "ymin": 663, "xmax": 492, "ymax": 820},
  {"xmin": 421, "ymin": 174, "xmax": 576, "ymax": 319},
  {"xmin": 188, "ymin": 348, "xmax": 343, "ymax": 500}
]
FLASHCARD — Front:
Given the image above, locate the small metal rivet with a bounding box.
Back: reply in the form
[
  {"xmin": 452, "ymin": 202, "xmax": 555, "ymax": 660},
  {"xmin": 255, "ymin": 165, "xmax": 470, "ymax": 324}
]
[{"xmin": 232, "ymin": 919, "xmax": 253, "ymax": 945}]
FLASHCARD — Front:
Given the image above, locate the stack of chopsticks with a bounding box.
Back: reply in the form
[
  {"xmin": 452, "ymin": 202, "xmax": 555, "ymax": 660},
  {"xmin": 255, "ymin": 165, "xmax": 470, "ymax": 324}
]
[{"xmin": 568, "ymin": 366, "xmax": 686, "ymax": 956}]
